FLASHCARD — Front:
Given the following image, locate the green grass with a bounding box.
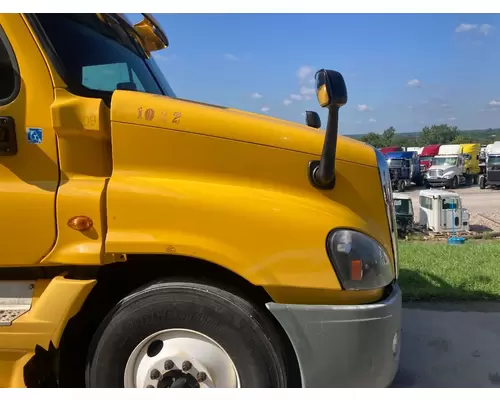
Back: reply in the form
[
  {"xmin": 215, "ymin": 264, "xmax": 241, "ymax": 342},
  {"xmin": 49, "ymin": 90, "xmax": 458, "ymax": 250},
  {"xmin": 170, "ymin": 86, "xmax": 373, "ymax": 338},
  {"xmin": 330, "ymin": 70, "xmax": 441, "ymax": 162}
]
[{"xmin": 398, "ymin": 240, "xmax": 500, "ymax": 301}]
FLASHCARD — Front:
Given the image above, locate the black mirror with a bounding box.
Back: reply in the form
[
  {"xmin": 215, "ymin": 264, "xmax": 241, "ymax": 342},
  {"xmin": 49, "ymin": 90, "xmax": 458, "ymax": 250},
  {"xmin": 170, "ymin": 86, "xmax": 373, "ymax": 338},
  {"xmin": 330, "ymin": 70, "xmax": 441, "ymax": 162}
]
[
  {"xmin": 305, "ymin": 111, "xmax": 321, "ymax": 129},
  {"xmin": 315, "ymin": 69, "xmax": 347, "ymax": 109},
  {"xmin": 308, "ymin": 69, "xmax": 348, "ymax": 190}
]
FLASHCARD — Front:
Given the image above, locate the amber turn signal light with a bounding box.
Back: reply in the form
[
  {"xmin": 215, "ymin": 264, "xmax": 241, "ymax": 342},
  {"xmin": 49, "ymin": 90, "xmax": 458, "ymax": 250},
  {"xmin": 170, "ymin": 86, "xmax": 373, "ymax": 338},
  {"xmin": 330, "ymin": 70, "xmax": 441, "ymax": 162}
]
[{"xmin": 68, "ymin": 216, "xmax": 94, "ymax": 231}]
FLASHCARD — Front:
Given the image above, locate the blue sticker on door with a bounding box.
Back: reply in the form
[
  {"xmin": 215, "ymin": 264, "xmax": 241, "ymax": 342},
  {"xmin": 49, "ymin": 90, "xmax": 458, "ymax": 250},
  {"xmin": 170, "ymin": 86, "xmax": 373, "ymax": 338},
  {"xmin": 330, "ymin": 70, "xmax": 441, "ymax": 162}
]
[{"xmin": 27, "ymin": 128, "xmax": 43, "ymax": 144}]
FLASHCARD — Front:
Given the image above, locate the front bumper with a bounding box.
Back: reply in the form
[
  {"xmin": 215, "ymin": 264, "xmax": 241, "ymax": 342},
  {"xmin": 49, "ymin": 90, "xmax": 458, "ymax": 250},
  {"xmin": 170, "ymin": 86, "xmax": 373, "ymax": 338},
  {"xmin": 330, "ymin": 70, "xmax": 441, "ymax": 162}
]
[
  {"xmin": 266, "ymin": 283, "xmax": 402, "ymax": 388},
  {"xmin": 426, "ymin": 177, "xmax": 452, "ymax": 186}
]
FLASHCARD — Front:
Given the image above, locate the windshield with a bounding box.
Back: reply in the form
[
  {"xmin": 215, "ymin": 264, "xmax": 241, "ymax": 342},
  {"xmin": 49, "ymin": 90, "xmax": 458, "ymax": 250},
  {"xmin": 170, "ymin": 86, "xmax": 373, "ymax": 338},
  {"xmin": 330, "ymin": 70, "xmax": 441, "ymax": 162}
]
[
  {"xmin": 387, "ymin": 159, "xmax": 408, "ymax": 167},
  {"xmin": 488, "ymin": 155, "xmax": 500, "ymax": 166},
  {"xmin": 420, "ymin": 156, "xmax": 433, "ymax": 163},
  {"xmin": 34, "ymin": 14, "xmax": 176, "ymax": 104},
  {"xmin": 433, "ymin": 156, "xmax": 457, "ymax": 166},
  {"xmin": 394, "ymin": 199, "xmax": 412, "ymax": 215}
]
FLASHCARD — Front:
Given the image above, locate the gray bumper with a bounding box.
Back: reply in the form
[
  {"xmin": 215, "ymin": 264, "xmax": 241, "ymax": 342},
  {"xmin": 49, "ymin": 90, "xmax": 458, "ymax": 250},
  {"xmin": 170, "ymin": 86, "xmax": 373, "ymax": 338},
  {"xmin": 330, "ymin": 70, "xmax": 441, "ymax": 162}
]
[
  {"xmin": 427, "ymin": 177, "xmax": 452, "ymax": 186},
  {"xmin": 266, "ymin": 284, "xmax": 402, "ymax": 388}
]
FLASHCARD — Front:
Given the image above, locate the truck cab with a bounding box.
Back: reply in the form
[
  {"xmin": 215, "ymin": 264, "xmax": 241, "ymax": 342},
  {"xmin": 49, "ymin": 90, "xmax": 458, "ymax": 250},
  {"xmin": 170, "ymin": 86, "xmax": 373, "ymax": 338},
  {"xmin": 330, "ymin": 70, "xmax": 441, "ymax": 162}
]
[
  {"xmin": 479, "ymin": 142, "xmax": 500, "ymax": 189},
  {"xmin": 419, "ymin": 144, "xmax": 440, "ymax": 177},
  {"xmin": 380, "ymin": 146, "xmax": 403, "ymax": 156},
  {"xmin": 0, "ymin": 13, "xmax": 401, "ymax": 388},
  {"xmin": 386, "ymin": 151, "xmax": 422, "ymax": 191},
  {"xmin": 393, "ymin": 193, "xmax": 414, "ymax": 238},
  {"xmin": 425, "ymin": 144, "xmax": 467, "ymax": 188},
  {"xmin": 459, "ymin": 143, "xmax": 480, "ymax": 184}
]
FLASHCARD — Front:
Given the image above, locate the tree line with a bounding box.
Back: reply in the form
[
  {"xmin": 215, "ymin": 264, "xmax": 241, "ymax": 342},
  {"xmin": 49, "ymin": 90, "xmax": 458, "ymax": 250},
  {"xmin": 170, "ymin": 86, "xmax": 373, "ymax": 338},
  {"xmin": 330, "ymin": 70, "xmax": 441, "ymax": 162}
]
[{"xmin": 357, "ymin": 125, "xmax": 500, "ymax": 148}]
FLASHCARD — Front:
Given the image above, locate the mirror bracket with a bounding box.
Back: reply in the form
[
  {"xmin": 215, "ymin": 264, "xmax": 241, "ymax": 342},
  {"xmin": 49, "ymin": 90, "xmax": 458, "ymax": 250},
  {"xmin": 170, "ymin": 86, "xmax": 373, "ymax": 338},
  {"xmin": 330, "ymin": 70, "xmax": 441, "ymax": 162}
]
[{"xmin": 308, "ymin": 160, "xmax": 335, "ymax": 190}]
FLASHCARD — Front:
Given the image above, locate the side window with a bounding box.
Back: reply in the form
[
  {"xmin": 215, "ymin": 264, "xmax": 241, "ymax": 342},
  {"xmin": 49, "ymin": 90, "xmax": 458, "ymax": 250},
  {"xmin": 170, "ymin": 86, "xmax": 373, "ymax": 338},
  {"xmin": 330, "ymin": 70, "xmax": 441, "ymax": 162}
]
[
  {"xmin": 0, "ymin": 25, "xmax": 18, "ymax": 104},
  {"xmin": 82, "ymin": 62, "xmax": 146, "ymax": 93},
  {"xmin": 419, "ymin": 196, "xmax": 433, "ymax": 210},
  {"xmin": 442, "ymin": 199, "xmax": 458, "ymax": 210}
]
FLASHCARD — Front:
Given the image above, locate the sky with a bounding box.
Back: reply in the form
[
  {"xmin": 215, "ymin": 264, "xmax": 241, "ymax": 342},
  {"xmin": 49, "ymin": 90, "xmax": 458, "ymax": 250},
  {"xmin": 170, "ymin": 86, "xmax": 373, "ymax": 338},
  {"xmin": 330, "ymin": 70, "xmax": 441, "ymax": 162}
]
[{"xmin": 129, "ymin": 13, "xmax": 500, "ymax": 136}]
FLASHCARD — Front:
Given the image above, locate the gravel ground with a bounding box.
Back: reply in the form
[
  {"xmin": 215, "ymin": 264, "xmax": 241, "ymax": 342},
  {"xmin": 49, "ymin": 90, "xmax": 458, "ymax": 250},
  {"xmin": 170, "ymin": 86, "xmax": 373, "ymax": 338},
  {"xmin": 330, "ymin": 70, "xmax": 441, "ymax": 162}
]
[{"xmin": 403, "ymin": 185, "xmax": 500, "ymax": 232}]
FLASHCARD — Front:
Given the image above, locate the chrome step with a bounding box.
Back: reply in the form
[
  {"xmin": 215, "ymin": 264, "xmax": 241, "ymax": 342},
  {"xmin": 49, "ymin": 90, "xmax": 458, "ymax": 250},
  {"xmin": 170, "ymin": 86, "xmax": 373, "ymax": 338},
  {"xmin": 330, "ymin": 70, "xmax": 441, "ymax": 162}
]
[{"xmin": 0, "ymin": 281, "xmax": 34, "ymax": 326}]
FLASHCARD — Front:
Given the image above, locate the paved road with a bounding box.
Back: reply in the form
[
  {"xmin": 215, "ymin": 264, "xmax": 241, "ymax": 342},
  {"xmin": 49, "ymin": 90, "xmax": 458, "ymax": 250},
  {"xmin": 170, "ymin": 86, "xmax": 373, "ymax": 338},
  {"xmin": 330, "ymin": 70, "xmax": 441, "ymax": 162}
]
[{"xmin": 392, "ymin": 303, "xmax": 500, "ymax": 388}]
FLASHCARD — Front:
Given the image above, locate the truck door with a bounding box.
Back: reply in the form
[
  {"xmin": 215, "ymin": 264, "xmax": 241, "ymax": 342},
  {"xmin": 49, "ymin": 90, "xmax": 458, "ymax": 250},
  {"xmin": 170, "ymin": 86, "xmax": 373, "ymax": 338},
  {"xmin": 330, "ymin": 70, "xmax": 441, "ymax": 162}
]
[{"xmin": 0, "ymin": 15, "xmax": 59, "ymax": 265}]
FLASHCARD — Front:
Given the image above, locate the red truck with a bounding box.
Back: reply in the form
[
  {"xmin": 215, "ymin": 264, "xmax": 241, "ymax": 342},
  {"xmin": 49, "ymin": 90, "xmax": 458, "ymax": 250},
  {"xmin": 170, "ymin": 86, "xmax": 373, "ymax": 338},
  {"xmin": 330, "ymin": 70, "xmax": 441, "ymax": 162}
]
[
  {"xmin": 380, "ymin": 146, "xmax": 403, "ymax": 155},
  {"xmin": 419, "ymin": 144, "xmax": 440, "ymax": 173}
]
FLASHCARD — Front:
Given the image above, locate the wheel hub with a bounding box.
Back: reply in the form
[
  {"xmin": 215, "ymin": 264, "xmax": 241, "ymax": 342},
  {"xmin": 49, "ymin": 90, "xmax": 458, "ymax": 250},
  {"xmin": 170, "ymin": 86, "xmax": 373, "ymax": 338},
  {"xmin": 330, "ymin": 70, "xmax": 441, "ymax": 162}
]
[{"xmin": 123, "ymin": 328, "xmax": 240, "ymax": 388}]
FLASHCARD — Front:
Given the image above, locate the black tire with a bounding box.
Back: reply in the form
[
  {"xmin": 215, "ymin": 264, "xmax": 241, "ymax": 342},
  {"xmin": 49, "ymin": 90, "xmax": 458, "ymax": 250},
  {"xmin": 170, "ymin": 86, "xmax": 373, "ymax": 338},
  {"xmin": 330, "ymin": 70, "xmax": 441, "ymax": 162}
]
[
  {"xmin": 397, "ymin": 180, "xmax": 406, "ymax": 192},
  {"xmin": 452, "ymin": 176, "xmax": 458, "ymax": 189},
  {"xmin": 479, "ymin": 175, "xmax": 486, "ymax": 190},
  {"xmin": 85, "ymin": 280, "xmax": 289, "ymax": 388}
]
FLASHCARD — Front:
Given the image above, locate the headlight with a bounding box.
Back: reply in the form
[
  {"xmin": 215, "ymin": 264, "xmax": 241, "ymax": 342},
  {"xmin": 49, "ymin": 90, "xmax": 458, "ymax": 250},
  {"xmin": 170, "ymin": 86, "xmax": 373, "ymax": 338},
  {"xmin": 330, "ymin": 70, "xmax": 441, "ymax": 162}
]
[{"xmin": 326, "ymin": 229, "xmax": 394, "ymax": 290}]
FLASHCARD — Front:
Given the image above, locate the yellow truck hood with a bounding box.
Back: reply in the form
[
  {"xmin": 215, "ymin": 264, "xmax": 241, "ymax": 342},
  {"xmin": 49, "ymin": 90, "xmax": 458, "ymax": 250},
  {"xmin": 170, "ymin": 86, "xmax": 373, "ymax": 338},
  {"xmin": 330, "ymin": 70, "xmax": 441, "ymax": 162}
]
[{"xmin": 110, "ymin": 91, "xmax": 377, "ymax": 168}]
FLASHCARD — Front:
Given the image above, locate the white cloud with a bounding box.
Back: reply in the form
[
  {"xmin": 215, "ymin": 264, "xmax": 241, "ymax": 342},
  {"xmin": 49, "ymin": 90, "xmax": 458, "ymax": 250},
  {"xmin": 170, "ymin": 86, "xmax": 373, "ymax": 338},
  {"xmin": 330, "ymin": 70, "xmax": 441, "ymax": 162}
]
[
  {"xmin": 455, "ymin": 23, "xmax": 495, "ymax": 35},
  {"xmin": 408, "ymin": 105, "xmax": 413, "ymax": 110},
  {"xmin": 357, "ymin": 104, "xmax": 371, "ymax": 112},
  {"xmin": 224, "ymin": 53, "xmax": 239, "ymax": 61},
  {"xmin": 489, "ymin": 100, "xmax": 500, "ymax": 106},
  {"xmin": 369, "ymin": 118, "xmax": 376, "ymax": 123},
  {"xmin": 283, "ymin": 99, "xmax": 292, "ymax": 106},
  {"xmin": 251, "ymin": 92, "xmax": 263, "ymax": 99},
  {"xmin": 407, "ymin": 79, "xmax": 421, "ymax": 88},
  {"xmin": 480, "ymin": 24, "xmax": 494, "ymax": 36},
  {"xmin": 260, "ymin": 107, "xmax": 270, "ymax": 113},
  {"xmin": 297, "ymin": 66, "xmax": 314, "ymax": 81},
  {"xmin": 290, "ymin": 94, "xmax": 303, "ymax": 101},
  {"xmin": 300, "ymin": 86, "xmax": 315, "ymax": 96},
  {"xmin": 304, "ymin": 95, "xmax": 312, "ymax": 100},
  {"xmin": 309, "ymin": 78, "xmax": 315, "ymax": 84},
  {"xmin": 456, "ymin": 23, "xmax": 478, "ymax": 33},
  {"xmin": 448, "ymin": 117, "xmax": 457, "ymax": 121}
]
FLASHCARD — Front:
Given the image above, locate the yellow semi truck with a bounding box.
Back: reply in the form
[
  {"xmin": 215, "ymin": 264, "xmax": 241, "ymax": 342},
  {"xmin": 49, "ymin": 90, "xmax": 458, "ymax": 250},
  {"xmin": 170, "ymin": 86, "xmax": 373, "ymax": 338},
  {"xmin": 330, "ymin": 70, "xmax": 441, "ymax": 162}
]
[
  {"xmin": 460, "ymin": 143, "xmax": 480, "ymax": 184},
  {"xmin": 0, "ymin": 13, "xmax": 401, "ymax": 388}
]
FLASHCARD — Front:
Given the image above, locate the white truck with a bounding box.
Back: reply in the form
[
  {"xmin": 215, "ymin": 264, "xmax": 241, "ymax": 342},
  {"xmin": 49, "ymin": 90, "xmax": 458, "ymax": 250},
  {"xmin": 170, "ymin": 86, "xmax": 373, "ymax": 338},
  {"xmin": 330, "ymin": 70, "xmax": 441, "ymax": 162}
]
[
  {"xmin": 425, "ymin": 144, "xmax": 467, "ymax": 188},
  {"xmin": 406, "ymin": 146, "xmax": 423, "ymax": 154}
]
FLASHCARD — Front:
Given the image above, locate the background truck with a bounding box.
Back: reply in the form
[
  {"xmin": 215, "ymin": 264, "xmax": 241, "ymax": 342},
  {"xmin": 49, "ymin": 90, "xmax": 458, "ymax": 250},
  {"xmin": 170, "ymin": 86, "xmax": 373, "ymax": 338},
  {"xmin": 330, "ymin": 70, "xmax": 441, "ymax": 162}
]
[
  {"xmin": 425, "ymin": 144, "xmax": 469, "ymax": 188},
  {"xmin": 419, "ymin": 144, "xmax": 440, "ymax": 180},
  {"xmin": 405, "ymin": 146, "xmax": 422, "ymax": 154},
  {"xmin": 0, "ymin": 13, "xmax": 401, "ymax": 388},
  {"xmin": 479, "ymin": 142, "xmax": 500, "ymax": 189},
  {"xmin": 386, "ymin": 151, "xmax": 422, "ymax": 191},
  {"xmin": 459, "ymin": 143, "xmax": 480, "ymax": 185},
  {"xmin": 380, "ymin": 146, "xmax": 403, "ymax": 155}
]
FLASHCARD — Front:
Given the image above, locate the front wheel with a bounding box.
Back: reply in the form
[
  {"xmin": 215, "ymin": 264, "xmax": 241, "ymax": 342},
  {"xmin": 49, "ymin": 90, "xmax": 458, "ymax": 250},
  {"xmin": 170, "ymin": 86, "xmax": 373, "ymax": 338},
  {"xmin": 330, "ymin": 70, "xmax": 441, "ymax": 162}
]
[
  {"xmin": 397, "ymin": 180, "xmax": 406, "ymax": 192},
  {"xmin": 451, "ymin": 176, "xmax": 458, "ymax": 189},
  {"xmin": 85, "ymin": 280, "xmax": 290, "ymax": 388},
  {"xmin": 479, "ymin": 175, "xmax": 486, "ymax": 189}
]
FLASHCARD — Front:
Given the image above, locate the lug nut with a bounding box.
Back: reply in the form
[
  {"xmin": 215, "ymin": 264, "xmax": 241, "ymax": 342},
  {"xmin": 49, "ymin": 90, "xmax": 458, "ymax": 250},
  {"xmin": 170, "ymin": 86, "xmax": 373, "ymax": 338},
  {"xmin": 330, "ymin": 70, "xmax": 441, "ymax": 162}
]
[
  {"xmin": 197, "ymin": 372, "xmax": 207, "ymax": 382},
  {"xmin": 182, "ymin": 361, "xmax": 192, "ymax": 371},
  {"xmin": 150, "ymin": 369, "xmax": 161, "ymax": 380},
  {"xmin": 164, "ymin": 359, "xmax": 174, "ymax": 370}
]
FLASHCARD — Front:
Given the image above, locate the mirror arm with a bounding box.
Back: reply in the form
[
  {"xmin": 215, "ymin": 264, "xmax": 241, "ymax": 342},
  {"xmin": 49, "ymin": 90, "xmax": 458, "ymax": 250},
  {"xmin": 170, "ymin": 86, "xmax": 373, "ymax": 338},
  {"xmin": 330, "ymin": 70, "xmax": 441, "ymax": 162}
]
[{"xmin": 308, "ymin": 106, "xmax": 339, "ymax": 190}]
